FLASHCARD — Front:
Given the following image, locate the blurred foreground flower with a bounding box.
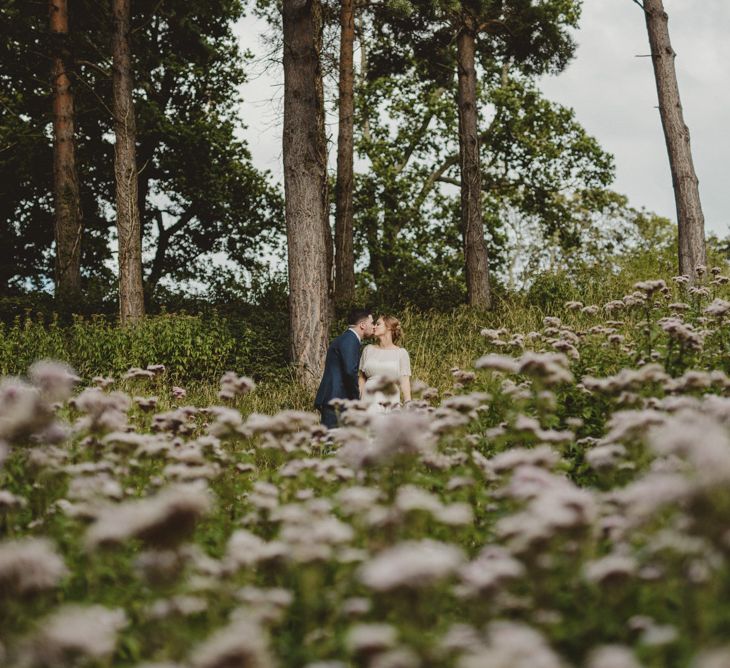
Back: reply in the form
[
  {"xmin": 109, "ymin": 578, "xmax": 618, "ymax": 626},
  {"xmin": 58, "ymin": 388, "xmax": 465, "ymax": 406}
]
[
  {"xmin": 0, "ymin": 378, "xmax": 55, "ymax": 443},
  {"xmin": 189, "ymin": 614, "xmax": 274, "ymax": 668},
  {"xmin": 85, "ymin": 484, "xmax": 212, "ymax": 550},
  {"xmin": 21, "ymin": 604, "xmax": 127, "ymax": 667},
  {"xmin": 0, "ymin": 537, "xmax": 68, "ymax": 596},
  {"xmin": 692, "ymin": 646, "xmax": 730, "ymax": 668},
  {"xmin": 648, "ymin": 410, "xmax": 730, "ymax": 487},
  {"xmin": 585, "ymin": 644, "xmax": 643, "ymax": 668},
  {"xmin": 359, "ymin": 539, "xmax": 464, "ymax": 591},
  {"xmin": 458, "ymin": 620, "xmax": 564, "ymax": 668},
  {"xmin": 71, "ymin": 388, "xmax": 131, "ymax": 434},
  {"xmin": 218, "ymin": 371, "xmax": 256, "ymax": 400},
  {"xmin": 345, "ymin": 623, "xmax": 397, "ymax": 656},
  {"xmin": 29, "ymin": 361, "xmax": 80, "ymax": 402},
  {"xmin": 456, "ymin": 546, "xmax": 525, "ymax": 597}
]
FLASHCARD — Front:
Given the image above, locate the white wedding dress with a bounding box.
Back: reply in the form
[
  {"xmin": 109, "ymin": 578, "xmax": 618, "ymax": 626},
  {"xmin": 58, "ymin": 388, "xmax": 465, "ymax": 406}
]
[{"xmin": 359, "ymin": 345, "xmax": 411, "ymax": 413}]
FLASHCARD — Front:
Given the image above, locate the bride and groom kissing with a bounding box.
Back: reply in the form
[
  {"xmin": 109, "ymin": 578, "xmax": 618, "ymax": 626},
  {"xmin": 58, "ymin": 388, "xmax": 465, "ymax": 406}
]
[{"xmin": 314, "ymin": 308, "xmax": 412, "ymax": 428}]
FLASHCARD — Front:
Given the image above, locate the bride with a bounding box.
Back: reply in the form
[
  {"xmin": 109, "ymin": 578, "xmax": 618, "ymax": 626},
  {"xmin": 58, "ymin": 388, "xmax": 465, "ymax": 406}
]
[{"xmin": 359, "ymin": 314, "xmax": 411, "ymax": 412}]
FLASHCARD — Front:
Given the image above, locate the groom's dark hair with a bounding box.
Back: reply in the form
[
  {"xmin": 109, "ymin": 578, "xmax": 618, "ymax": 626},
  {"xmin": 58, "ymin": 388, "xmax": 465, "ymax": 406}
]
[{"xmin": 347, "ymin": 308, "xmax": 372, "ymax": 327}]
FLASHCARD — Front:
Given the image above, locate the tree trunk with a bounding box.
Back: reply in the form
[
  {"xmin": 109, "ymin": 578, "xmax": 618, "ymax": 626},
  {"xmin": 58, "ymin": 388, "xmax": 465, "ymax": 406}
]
[
  {"xmin": 282, "ymin": 0, "xmax": 331, "ymax": 386},
  {"xmin": 456, "ymin": 24, "xmax": 491, "ymax": 308},
  {"xmin": 357, "ymin": 12, "xmax": 371, "ymax": 144},
  {"xmin": 146, "ymin": 209, "xmax": 193, "ymax": 298},
  {"xmin": 49, "ymin": 0, "xmax": 83, "ymax": 308},
  {"xmin": 137, "ymin": 138, "xmax": 154, "ymax": 304},
  {"xmin": 643, "ymin": 0, "xmax": 706, "ymax": 278},
  {"xmin": 334, "ymin": 0, "xmax": 356, "ymax": 306},
  {"xmin": 112, "ymin": 0, "xmax": 145, "ymax": 323}
]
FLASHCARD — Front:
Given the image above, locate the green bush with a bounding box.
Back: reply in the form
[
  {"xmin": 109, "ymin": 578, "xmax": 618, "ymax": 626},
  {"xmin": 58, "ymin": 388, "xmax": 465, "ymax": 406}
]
[
  {"xmin": 0, "ymin": 311, "xmax": 256, "ymax": 383},
  {"xmin": 525, "ymin": 270, "xmax": 578, "ymax": 313}
]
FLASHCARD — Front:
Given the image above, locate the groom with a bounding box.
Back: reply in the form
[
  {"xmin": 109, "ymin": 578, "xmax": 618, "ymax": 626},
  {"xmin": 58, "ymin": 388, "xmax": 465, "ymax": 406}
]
[{"xmin": 315, "ymin": 308, "xmax": 374, "ymax": 428}]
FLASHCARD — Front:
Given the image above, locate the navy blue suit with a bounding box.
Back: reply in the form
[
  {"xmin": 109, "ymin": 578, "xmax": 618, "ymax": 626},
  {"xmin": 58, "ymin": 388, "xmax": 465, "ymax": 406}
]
[{"xmin": 315, "ymin": 329, "xmax": 361, "ymax": 428}]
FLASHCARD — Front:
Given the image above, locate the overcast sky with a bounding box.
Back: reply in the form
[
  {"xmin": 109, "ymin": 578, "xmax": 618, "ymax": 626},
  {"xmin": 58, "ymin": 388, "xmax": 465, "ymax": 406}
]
[{"xmin": 234, "ymin": 0, "xmax": 730, "ymax": 236}]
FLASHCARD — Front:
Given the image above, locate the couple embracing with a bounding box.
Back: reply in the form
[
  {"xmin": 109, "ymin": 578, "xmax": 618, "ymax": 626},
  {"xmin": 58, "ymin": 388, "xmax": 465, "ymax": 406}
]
[{"xmin": 314, "ymin": 308, "xmax": 412, "ymax": 428}]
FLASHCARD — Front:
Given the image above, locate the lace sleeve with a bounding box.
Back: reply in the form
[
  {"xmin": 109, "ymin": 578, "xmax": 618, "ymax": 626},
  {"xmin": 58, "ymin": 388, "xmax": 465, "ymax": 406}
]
[{"xmin": 399, "ymin": 348, "xmax": 411, "ymax": 376}]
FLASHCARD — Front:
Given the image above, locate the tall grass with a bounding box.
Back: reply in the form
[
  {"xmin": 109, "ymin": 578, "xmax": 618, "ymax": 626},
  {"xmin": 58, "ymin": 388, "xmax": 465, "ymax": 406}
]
[
  {"xmin": 0, "ymin": 302, "xmax": 545, "ymax": 415},
  {"xmin": 1, "ymin": 246, "xmax": 720, "ymax": 414}
]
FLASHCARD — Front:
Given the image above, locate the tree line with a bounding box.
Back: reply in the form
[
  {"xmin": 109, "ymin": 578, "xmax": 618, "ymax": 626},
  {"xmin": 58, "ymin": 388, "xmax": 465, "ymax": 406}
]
[
  {"xmin": 2, "ymin": 0, "xmax": 280, "ymax": 312},
  {"xmin": 277, "ymin": 0, "xmax": 706, "ymax": 382},
  {"xmin": 0, "ymin": 0, "xmax": 707, "ymax": 383}
]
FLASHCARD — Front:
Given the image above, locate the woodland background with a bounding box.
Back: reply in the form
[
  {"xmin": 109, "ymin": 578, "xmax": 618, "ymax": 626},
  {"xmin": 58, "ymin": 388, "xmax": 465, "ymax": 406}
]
[{"xmin": 0, "ymin": 0, "xmax": 726, "ymax": 382}]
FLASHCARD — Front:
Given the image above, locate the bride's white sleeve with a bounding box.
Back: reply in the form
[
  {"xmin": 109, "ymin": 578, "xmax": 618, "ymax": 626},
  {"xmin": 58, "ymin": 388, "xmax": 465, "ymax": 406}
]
[
  {"xmin": 399, "ymin": 348, "xmax": 411, "ymax": 376},
  {"xmin": 359, "ymin": 344, "xmax": 369, "ymax": 372}
]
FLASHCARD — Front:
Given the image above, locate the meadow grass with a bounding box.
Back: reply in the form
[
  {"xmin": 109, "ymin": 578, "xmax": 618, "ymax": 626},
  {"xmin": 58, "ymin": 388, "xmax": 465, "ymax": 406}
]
[{"xmin": 3, "ymin": 260, "xmax": 730, "ymax": 667}]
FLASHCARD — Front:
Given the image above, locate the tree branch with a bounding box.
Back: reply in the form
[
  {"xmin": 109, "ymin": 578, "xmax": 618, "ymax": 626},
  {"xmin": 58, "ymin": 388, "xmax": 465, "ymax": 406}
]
[
  {"xmin": 0, "ymin": 98, "xmax": 24, "ymax": 121},
  {"xmin": 158, "ymin": 208, "xmax": 195, "ymax": 239},
  {"xmin": 76, "ymin": 59, "xmax": 111, "ymax": 78},
  {"xmin": 437, "ymin": 176, "xmax": 460, "ymax": 188},
  {"xmin": 154, "ymin": 209, "xmax": 166, "ymax": 238},
  {"xmin": 415, "ymin": 154, "xmax": 459, "ymax": 208},
  {"xmin": 631, "ymin": 0, "xmax": 645, "ymax": 10},
  {"xmin": 131, "ymin": 0, "xmax": 166, "ymax": 34},
  {"xmin": 438, "ymin": 175, "xmax": 513, "ymax": 195},
  {"xmin": 138, "ymin": 66, "xmax": 176, "ymax": 108},
  {"xmin": 476, "ymin": 19, "xmax": 509, "ymax": 35},
  {"xmin": 147, "ymin": 208, "xmax": 195, "ymax": 295},
  {"xmin": 0, "ymin": 101, "xmax": 47, "ymax": 152},
  {"xmin": 414, "ymin": 103, "xmax": 505, "ymax": 208},
  {"xmin": 393, "ymin": 88, "xmax": 446, "ymax": 176},
  {"xmin": 79, "ymin": 36, "xmax": 114, "ymax": 67},
  {"xmin": 73, "ymin": 72, "xmax": 117, "ymax": 121}
]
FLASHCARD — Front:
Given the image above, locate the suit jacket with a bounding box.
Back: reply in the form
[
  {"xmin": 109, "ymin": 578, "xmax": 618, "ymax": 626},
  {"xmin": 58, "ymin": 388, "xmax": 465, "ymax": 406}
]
[{"xmin": 314, "ymin": 329, "xmax": 361, "ymax": 409}]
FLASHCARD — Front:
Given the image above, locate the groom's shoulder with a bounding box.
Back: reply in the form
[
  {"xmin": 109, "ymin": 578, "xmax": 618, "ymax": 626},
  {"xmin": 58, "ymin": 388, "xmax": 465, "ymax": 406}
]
[{"xmin": 332, "ymin": 329, "xmax": 356, "ymax": 346}]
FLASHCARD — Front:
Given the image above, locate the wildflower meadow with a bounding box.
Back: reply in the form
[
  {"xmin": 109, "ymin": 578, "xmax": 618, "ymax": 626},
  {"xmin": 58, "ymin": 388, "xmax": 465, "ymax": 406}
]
[{"xmin": 3, "ymin": 269, "xmax": 730, "ymax": 667}]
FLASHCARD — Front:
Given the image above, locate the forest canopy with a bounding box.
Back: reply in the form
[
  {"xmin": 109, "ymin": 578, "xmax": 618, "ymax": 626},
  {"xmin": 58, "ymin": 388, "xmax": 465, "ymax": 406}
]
[{"xmin": 1, "ymin": 0, "xmax": 678, "ymax": 314}]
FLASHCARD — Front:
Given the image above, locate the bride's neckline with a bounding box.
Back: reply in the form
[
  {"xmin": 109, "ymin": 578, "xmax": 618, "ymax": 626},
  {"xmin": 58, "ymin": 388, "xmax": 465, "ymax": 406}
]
[{"xmin": 373, "ymin": 344, "xmax": 399, "ymax": 350}]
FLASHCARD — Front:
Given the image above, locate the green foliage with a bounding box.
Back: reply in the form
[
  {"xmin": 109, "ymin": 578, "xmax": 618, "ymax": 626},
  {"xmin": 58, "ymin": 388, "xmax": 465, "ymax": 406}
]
[
  {"xmin": 482, "ymin": 73, "xmax": 615, "ymax": 246},
  {"xmin": 368, "ymin": 0, "xmax": 582, "ymax": 82},
  {"xmin": 0, "ymin": 0, "xmax": 282, "ymax": 303},
  {"xmin": 0, "ymin": 312, "xmax": 253, "ymax": 383},
  {"xmin": 525, "ymin": 270, "xmax": 578, "ymax": 312},
  {"xmin": 350, "ymin": 0, "xmax": 615, "ymax": 307}
]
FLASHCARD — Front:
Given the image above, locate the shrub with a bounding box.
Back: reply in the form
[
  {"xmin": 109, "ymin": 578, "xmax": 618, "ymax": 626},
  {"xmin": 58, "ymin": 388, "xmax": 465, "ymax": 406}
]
[
  {"xmin": 525, "ymin": 270, "xmax": 578, "ymax": 313},
  {"xmin": 0, "ymin": 312, "xmax": 253, "ymax": 383}
]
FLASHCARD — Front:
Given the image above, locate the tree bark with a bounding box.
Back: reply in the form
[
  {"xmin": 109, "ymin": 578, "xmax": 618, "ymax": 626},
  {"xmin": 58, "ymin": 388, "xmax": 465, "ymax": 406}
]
[
  {"xmin": 49, "ymin": 0, "xmax": 83, "ymax": 307},
  {"xmin": 282, "ymin": 0, "xmax": 331, "ymax": 386},
  {"xmin": 456, "ymin": 23, "xmax": 491, "ymax": 309},
  {"xmin": 357, "ymin": 12, "xmax": 371, "ymax": 144},
  {"xmin": 643, "ymin": 0, "xmax": 706, "ymax": 278},
  {"xmin": 334, "ymin": 0, "xmax": 356, "ymax": 306},
  {"xmin": 112, "ymin": 0, "xmax": 145, "ymax": 323}
]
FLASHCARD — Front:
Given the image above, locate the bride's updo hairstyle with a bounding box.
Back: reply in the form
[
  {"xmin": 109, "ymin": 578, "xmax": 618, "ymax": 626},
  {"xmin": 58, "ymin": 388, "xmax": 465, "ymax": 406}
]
[{"xmin": 381, "ymin": 315, "xmax": 403, "ymax": 345}]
